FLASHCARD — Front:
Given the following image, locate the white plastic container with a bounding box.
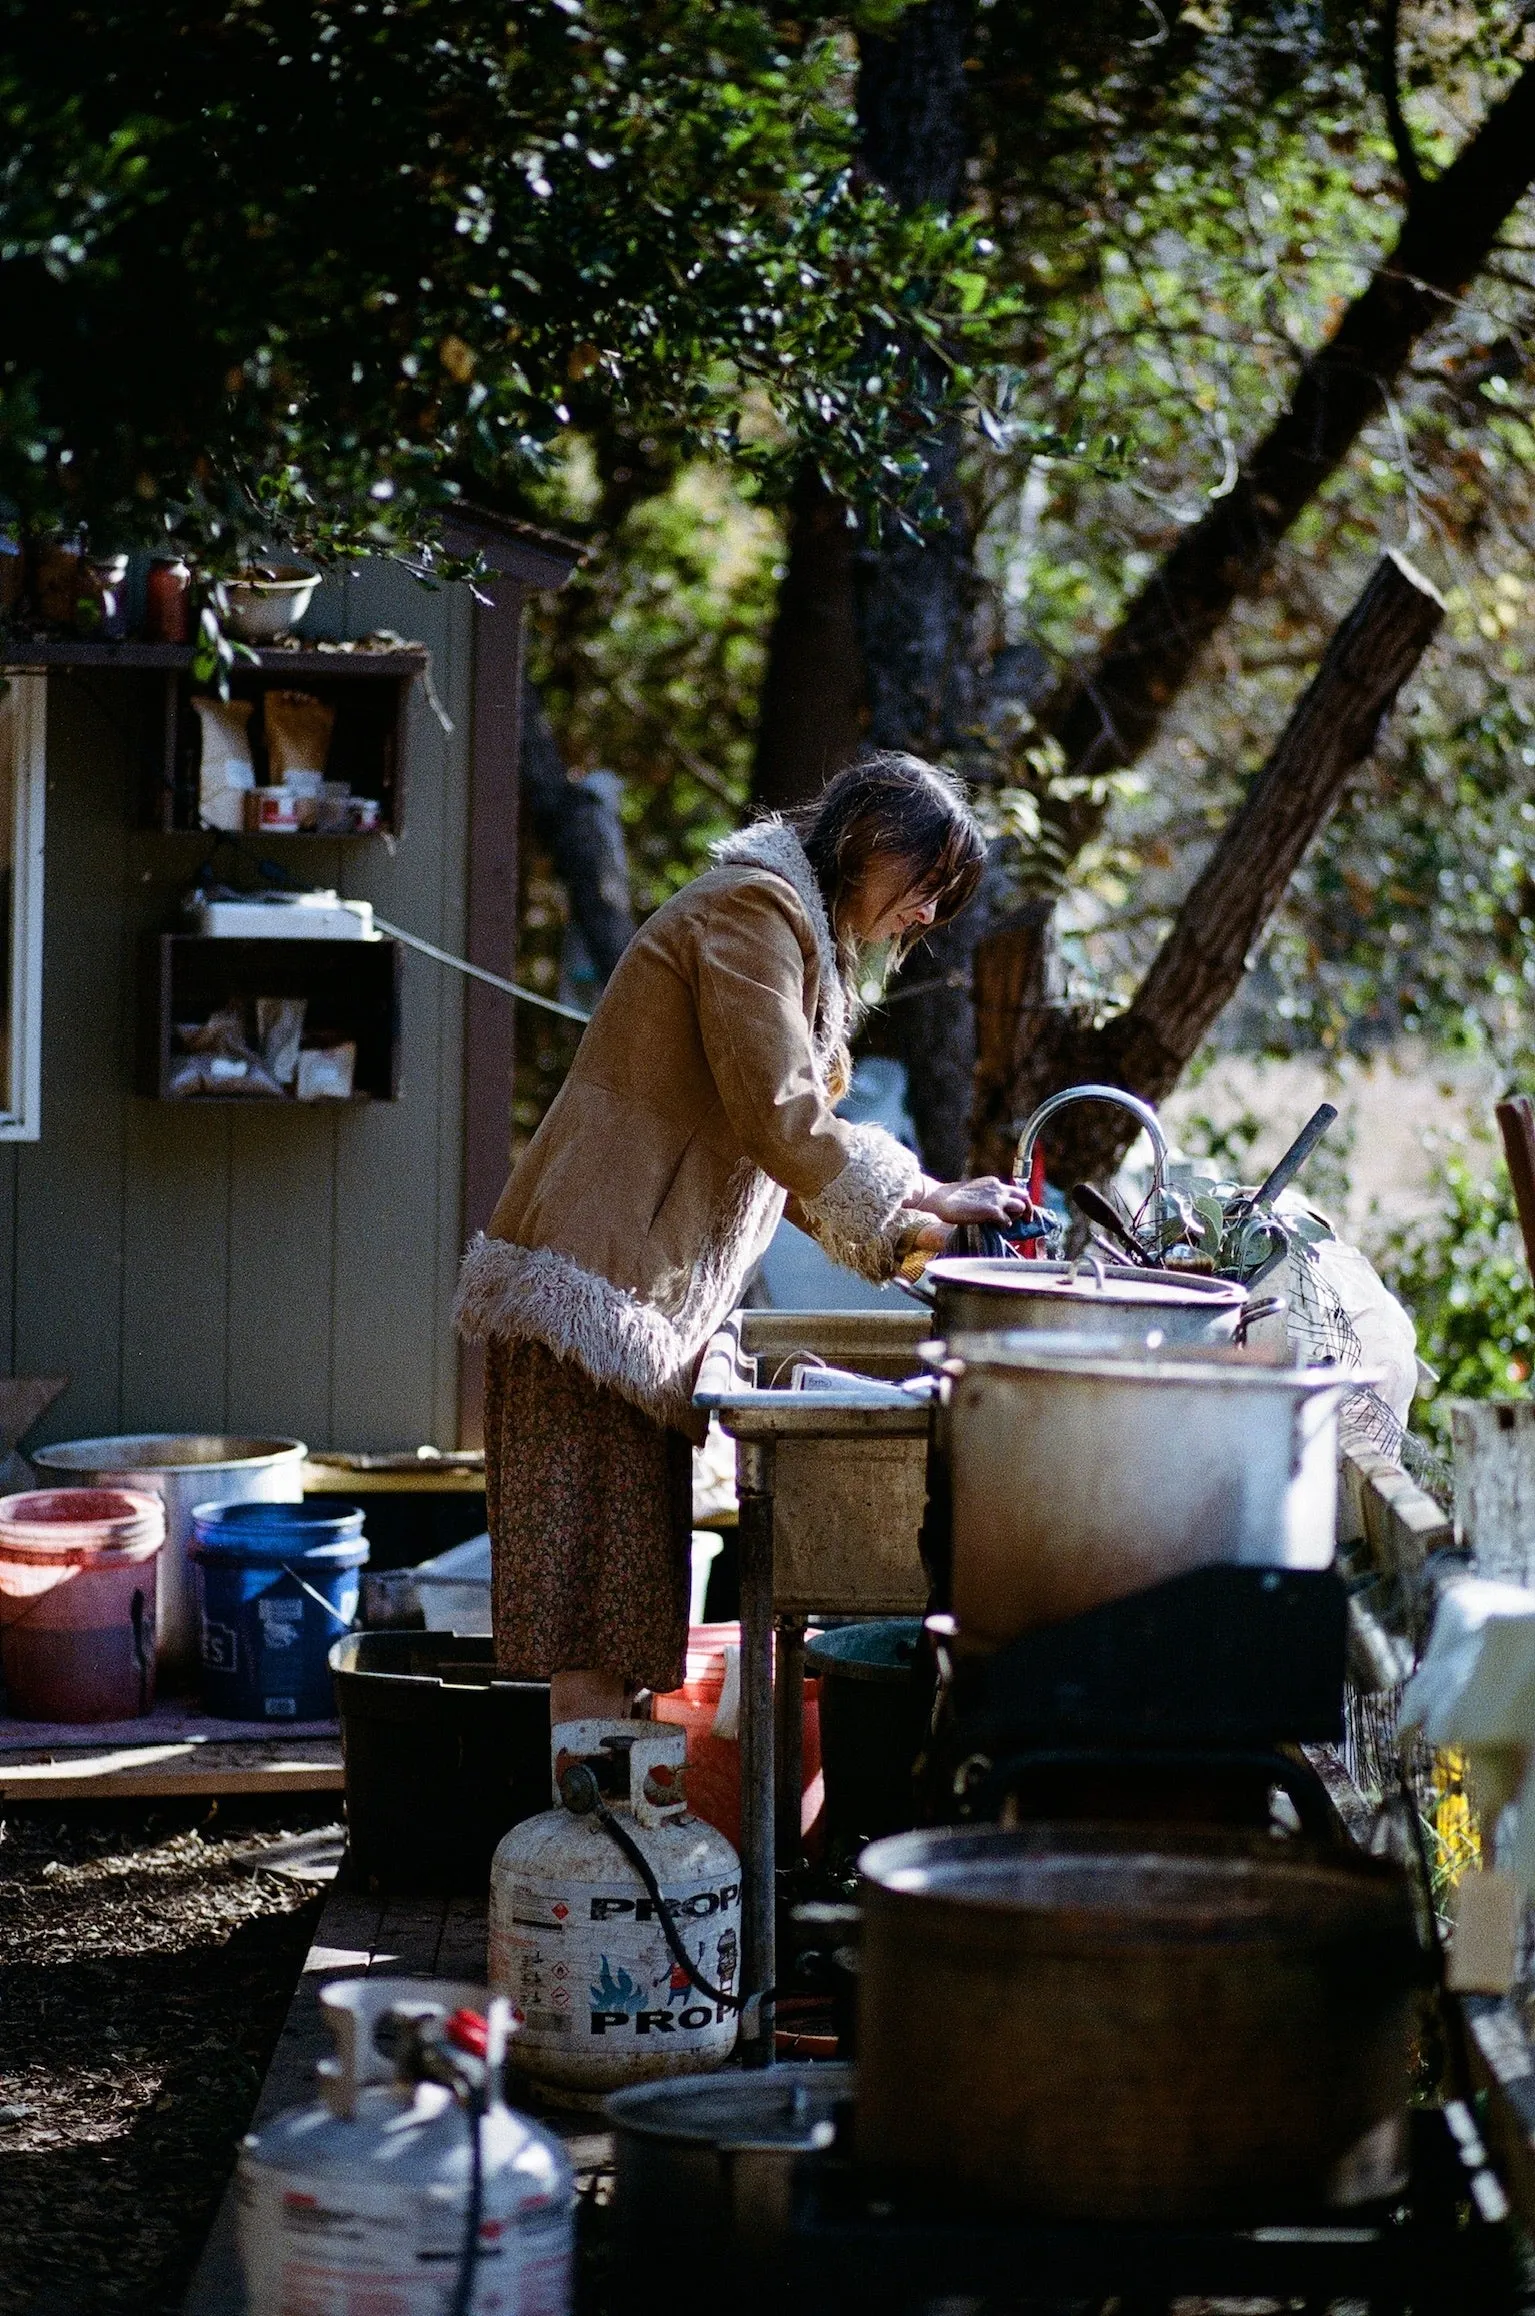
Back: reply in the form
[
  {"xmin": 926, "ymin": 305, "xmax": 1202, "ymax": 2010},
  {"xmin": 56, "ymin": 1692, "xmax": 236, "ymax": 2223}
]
[
  {"xmin": 489, "ymin": 1721, "xmax": 741, "ymax": 2095},
  {"xmin": 187, "ymin": 891, "xmax": 375, "ymax": 941},
  {"xmin": 238, "ymin": 1978, "xmax": 572, "ymax": 2316},
  {"xmin": 411, "ymin": 1532, "xmax": 722, "ymax": 1641}
]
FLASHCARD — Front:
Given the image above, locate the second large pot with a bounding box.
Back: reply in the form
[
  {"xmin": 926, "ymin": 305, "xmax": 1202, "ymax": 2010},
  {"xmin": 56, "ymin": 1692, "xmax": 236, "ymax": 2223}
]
[
  {"xmin": 921, "ymin": 1255, "xmax": 1249, "ymax": 1344},
  {"xmin": 856, "ymin": 1824, "xmax": 1417, "ymax": 2224},
  {"xmin": 939, "ymin": 1336, "xmax": 1356, "ymax": 1641}
]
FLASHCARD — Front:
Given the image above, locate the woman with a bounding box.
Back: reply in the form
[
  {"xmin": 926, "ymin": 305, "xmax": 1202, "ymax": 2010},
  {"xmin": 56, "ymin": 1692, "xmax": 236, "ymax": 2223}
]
[{"xmin": 455, "ymin": 751, "xmax": 1030, "ymax": 1723}]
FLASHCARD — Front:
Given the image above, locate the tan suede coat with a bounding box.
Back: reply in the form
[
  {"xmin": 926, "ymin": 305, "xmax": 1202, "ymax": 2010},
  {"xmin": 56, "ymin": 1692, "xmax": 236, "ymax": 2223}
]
[{"xmin": 454, "ymin": 820, "xmax": 923, "ymax": 1429}]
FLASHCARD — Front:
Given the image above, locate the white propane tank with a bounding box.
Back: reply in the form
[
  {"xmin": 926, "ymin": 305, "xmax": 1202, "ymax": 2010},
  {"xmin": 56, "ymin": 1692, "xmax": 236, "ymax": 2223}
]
[
  {"xmin": 237, "ymin": 1978, "xmax": 573, "ymax": 2316},
  {"xmin": 489, "ymin": 1719, "xmax": 742, "ymax": 2095}
]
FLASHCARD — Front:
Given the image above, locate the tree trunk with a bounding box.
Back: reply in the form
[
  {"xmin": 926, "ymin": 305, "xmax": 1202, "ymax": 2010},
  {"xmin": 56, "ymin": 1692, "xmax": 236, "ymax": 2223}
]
[
  {"xmin": 520, "ymin": 677, "xmax": 635, "ymax": 982},
  {"xmin": 1038, "ymin": 55, "xmax": 1535, "ymax": 871},
  {"xmin": 752, "ymin": 464, "xmax": 866, "ymax": 812},
  {"xmin": 851, "ymin": 0, "xmax": 989, "ymax": 1176},
  {"xmin": 993, "ymin": 552, "xmax": 1446, "ymax": 1186},
  {"xmin": 969, "ymin": 897, "xmax": 1064, "ymax": 1177}
]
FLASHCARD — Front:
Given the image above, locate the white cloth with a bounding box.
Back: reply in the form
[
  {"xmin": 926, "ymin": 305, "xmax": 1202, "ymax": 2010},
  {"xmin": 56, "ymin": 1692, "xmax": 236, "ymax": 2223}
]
[{"xmin": 1401, "ymin": 1578, "xmax": 1535, "ymax": 1890}]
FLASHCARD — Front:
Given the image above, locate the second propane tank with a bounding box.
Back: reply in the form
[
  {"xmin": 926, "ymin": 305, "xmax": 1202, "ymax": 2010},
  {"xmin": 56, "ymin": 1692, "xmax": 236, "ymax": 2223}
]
[
  {"xmin": 489, "ymin": 1719, "xmax": 742, "ymax": 2095},
  {"xmin": 237, "ymin": 1978, "xmax": 572, "ymax": 2316}
]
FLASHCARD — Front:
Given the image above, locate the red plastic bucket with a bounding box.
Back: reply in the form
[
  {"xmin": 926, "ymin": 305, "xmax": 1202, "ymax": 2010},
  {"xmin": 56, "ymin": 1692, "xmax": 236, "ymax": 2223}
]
[
  {"xmin": 0, "ymin": 1488, "xmax": 165, "ymax": 1721},
  {"xmin": 654, "ymin": 1622, "xmax": 822, "ymax": 1851}
]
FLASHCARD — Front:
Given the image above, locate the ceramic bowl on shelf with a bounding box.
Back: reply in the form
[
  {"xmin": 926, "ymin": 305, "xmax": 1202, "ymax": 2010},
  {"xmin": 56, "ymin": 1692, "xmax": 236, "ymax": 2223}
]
[{"xmin": 214, "ymin": 564, "xmax": 320, "ymax": 643}]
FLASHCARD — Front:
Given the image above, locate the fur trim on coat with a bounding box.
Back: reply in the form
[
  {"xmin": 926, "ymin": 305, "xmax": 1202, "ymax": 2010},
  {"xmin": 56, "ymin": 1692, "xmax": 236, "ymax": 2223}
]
[
  {"xmin": 801, "ymin": 1120, "xmax": 924, "ymax": 1282},
  {"xmin": 711, "ymin": 816, "xmax": 850, "ymax": 1061}
]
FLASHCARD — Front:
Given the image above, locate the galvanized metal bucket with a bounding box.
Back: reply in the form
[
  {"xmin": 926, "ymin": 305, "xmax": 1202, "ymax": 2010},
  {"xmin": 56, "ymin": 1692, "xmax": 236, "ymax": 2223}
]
[{"xmin": 32, "ymin": 1434, "xmax": 306, "ymax": 1681}]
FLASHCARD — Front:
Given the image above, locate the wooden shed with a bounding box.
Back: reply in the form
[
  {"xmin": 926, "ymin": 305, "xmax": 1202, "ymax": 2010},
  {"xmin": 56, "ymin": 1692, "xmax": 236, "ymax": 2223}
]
[{"xmin": 0, "ymin": 515, "xmax": 579, "ymax": 1459}]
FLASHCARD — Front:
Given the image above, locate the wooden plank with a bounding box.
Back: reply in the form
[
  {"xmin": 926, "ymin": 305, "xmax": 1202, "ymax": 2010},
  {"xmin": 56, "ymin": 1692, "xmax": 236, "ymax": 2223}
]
[
  {"xmin": 0, "ymin": 1148, "xmax": 19, "ymax": 1376},
  {"xmin": 329, "ymin": 570, "xmax": 464, "ymax": 1453},
  {"xmin": 119, "ymin": 1102, "xmax": 232, "ymax": 1430},
  {"xmin": 6, "ymin": 641, "xmax": 427, "ymax": 676},
  {"xmin": 1465, "ymin": 1996, "xmax": 1535, "ymax": 2233},
  {"xmin": 370, "ymin": 1894, "xmax": 449, "ymax": 1979},
  {"xmin": 1343, "ymin": 1445, "xmax": 1455, "ymax": 1581},
  {"xmin": 458, "ymin": 577, "xmax": 525, "ymax": 1449},
  {"xmin": 226, "ymin": 1105, "xmax": 338, "ymax": 1446},
  {"xmin": 426, "ymin": 586, "xmax": 474, "ymax": 1453},
  {"xmin": 16, "ymin": 673, "xmax": 134, "ymax": 1440},
  {"xmin": 436, "ymin": 1894, "xmax": 489, "ymax": 1983},
  {"xmin": 301, "ymin": 1457, "xmax": 486, "ymax": 1495},
  {"xmin": 1299, "ymin": 1742, "xmax": 1378, "ymax": 1848},
  {"xmin": 0, "ymin": 1739, "xmax": 342, "ymax": 1800}
]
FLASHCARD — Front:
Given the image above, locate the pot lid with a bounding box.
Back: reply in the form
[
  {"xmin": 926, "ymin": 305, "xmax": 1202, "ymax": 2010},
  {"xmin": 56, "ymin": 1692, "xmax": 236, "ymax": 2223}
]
[
  {"xmin": 604, "ymin": 2063, "xmax": 851, "ymax": 2150},
  {"xmin": 925, "ymin": 1258, "xmax": 1245, "ymax": 1310}
]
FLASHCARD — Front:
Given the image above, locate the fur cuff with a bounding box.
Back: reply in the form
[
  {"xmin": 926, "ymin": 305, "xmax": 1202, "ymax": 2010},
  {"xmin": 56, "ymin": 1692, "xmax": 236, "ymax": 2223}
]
[
  {"xmin": 801, "ymin": 1124, "xmax": 923, "ymax": 1282},
  {"xmin": 454, "ymin": 1234, "xmax": 701, "ymax": 1432}
]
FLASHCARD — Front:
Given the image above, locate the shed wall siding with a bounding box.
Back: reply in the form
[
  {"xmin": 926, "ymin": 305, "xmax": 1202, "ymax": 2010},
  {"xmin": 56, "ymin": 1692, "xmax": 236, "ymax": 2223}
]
[{"xmin": 13, "ymin": 563, "xmax": 476, "ymax": 1456}]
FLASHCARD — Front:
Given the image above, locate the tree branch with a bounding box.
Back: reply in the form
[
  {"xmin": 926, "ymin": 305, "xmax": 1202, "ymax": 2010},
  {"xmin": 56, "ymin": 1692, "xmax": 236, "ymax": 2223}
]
[
  {"xmin": 1035, "ymin": 51, "xmax": 1535, "ymax": 870},
  {"xmin": 1382, "ymin": 0, "xmax": 1424, "ymax": 201},
  {"xmin": 985, "ymin": 553, "xmax": 1446, "ymax": 1184}
]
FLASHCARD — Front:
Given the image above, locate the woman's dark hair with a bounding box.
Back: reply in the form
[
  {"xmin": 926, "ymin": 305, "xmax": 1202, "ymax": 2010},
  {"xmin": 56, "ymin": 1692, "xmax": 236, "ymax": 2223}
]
[{"xmin": 796, "ymin": 751, "xmax": 985, "ymax": 961}]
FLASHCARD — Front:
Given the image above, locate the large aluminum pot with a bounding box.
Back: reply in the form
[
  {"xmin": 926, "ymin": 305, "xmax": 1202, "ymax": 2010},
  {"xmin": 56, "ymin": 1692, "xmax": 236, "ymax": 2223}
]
[
  {"xmin": 856, "ymin": 1823, "xmax": 1417, "ymax": 2224},
  {"xmin": 935, "ymin": 1336, "xmax": 1357, "ymax": 1640},
  {"xmin": 606, "ymin": 2066, "xmax": 850, "ymax": 2275},
  {"xmin": 32, "ymin": 1434, "xmax": 305, "ymax": 1681},
  {"xmin": 920, "ymin": 1254, "xmax": 1249, "ymax": 1345}
]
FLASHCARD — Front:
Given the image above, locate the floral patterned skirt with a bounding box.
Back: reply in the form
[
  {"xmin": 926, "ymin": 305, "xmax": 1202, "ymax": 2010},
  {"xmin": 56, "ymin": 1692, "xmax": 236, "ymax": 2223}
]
[{"xmin": 483, "ymin": 1336, "xmax": 693, "ymax": 1693}]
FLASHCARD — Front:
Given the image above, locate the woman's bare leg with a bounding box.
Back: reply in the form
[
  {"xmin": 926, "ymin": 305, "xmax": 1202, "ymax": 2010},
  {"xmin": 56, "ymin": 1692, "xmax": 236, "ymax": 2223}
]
[{"xmin": 550, "ymin": 1668, "xmax": 633, "ymax": 1724}]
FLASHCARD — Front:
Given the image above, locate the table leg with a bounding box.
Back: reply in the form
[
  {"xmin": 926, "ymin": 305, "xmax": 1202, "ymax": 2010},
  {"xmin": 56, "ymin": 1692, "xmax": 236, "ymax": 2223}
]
[
  {"xmin": 774, "ymin": 1617, "xmax": 806, "ymax": 1869},
  {"xmin": 737, "ymin": 1437, "xmax": 776, "ymax": 2067}
]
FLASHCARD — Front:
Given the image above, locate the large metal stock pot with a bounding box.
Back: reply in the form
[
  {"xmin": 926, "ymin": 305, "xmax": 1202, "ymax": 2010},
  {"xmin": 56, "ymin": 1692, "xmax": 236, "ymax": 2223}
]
[
  {"xmin": 932, "ymin": 1334, "xmax": 1358, "ymax": 1640},
  {"xmin": 855, "ymin": 1823, "xmax": 1417, "ymax": 2224},
  {"xmin": 920, "ymin": 1254, "xmax": 1249, "ymax": 1345}
]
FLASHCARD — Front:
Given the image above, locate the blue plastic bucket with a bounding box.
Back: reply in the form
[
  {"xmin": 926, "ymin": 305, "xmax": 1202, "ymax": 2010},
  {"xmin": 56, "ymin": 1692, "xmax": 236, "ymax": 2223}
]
[{"xmin": 189, "ymin": 1499, "xmax": 367, "ymax": 1720}]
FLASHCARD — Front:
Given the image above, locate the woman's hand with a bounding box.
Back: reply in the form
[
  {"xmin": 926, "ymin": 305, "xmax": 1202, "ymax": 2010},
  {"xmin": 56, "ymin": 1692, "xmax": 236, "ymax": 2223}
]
[{"xmin": 905, "ymin": 1175, "xmax": 1037, "ymax": 1229}]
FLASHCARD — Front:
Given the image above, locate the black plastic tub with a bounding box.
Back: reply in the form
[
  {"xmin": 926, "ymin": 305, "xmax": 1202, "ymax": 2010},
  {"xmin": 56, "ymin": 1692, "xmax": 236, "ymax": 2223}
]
[
  {"xmin": 803, "ymin": 1618, "xmax": 934, "ymax": 1847},
  {"xmin": 329, "ymin": 1632, "xmax": 549, "ymax": 1893}
]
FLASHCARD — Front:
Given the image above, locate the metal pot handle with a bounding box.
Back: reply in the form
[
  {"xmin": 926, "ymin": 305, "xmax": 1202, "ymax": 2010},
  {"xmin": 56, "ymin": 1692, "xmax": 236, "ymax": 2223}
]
[
  {"xmin": 1234, "ymin": 1293, "xmax": 1286, "ymax": 1344},
  {"xmin": 1069, "ymin": 1251, "xmax": 1108, "ymax": 1293}
]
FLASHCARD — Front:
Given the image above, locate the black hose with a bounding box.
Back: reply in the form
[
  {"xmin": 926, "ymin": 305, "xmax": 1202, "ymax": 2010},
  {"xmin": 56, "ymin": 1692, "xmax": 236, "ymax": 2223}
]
[
  {"xmin": 447, "ymin": 2077, "xmax": 485, "ymax": 2316},
  {"xmin": 559, "ymin": 1764, "xmax": 754, "ymax": 2013}
]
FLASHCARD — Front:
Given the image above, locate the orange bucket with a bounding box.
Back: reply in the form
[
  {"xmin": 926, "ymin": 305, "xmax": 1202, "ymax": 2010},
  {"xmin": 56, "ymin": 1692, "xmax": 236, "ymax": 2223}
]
[{"xmin": 655, "ymin": 1621, "xmax": 821, "ymax": 1851}]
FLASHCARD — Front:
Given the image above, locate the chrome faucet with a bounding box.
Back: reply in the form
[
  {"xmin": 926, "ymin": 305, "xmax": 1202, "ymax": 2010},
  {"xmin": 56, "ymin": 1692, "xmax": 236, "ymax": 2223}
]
[{"xmin": 1013, "ymin": 1084, "xmax": 1170, "ymax": 1246}]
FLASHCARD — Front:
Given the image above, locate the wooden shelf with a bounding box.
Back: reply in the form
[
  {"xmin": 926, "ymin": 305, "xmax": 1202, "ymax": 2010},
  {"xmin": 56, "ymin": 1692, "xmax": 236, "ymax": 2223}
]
[
  {"xmin": 3, "ymin": 637, "xmax": 427, "ymax": 678},
  {"xmin": 4, "ymin": 639, "xmax": 428, "ymax": 838},
  {"xmin": 141, "ymin": 934, "xmax": 402, "ymax": 1103}
]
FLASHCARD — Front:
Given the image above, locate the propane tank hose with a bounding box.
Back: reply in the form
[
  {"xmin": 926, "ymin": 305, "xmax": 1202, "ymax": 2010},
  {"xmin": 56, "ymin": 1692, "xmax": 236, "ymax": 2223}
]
[
  {"xmin": 446, "ymin": 2078, "xmax": 485, "ymax": 2316},
  {"xmin": 558, "ymin": 1762, "xmax": 761, "ymax": 2016}
]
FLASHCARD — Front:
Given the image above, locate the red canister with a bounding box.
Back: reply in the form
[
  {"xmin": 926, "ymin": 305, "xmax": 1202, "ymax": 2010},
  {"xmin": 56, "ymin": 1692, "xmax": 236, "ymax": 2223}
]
[{"xmin": 145, "ymin": 555, "xmax": 192, "ymax": 644}]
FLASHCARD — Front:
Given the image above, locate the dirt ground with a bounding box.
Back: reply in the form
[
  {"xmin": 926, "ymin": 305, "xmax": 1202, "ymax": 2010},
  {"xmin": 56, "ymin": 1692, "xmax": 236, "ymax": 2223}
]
[{"xmin": 0, "ymin": 1799, "xmax": 333, "ymax": 2316}]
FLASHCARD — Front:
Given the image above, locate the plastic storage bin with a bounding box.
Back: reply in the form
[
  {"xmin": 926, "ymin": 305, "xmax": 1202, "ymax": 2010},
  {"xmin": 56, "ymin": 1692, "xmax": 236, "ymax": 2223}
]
[
  {"xmin": 190, "ymin": 1498, "xmax": 366, "ymax": 1720},
  {"xmin": 803, "ymin": 1618, "xmax": 933, "ymax": 1845},
  {"xmin": 329, "ymin": 1632, "xmax": 549, "ymax": 1893}
]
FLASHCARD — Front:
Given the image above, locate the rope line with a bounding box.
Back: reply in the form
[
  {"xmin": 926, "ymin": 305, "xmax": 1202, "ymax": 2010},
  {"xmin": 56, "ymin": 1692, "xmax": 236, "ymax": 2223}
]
[{"xmin": 371, "ymin": 915, "xmax": 592, "ymax": 1025}]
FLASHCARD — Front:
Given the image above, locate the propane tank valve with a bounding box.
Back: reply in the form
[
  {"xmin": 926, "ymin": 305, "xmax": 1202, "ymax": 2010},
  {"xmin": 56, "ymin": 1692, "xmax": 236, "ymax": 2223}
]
[{"xmin": 557, "ymin": 1762, "xmax": 600, "ymax": 1814}]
